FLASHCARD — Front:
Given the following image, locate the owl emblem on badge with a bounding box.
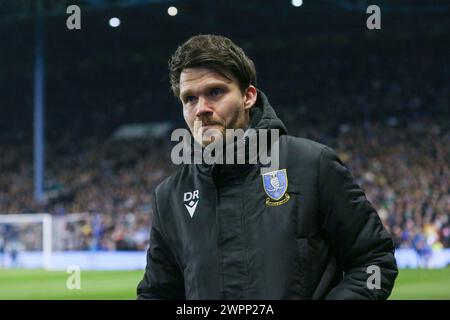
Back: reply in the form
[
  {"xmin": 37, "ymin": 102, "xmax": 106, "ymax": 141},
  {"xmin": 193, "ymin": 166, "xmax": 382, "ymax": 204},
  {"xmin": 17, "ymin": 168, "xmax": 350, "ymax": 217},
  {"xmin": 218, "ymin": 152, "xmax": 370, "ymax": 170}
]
[
  {"xmin": 269, "ymin": 173, "xmax": 281, "ymax": 192},
  {"xmin": 261, "ymin": 169, "xmax": 290, "ymax": 206}
]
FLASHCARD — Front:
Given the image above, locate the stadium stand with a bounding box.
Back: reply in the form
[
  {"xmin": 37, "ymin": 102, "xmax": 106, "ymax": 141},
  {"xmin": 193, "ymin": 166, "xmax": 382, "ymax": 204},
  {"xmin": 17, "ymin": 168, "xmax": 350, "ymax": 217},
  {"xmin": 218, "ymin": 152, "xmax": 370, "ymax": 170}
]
[{"xmin": 0, "ymin": 4, "xmax": 448, "ymax": 254}]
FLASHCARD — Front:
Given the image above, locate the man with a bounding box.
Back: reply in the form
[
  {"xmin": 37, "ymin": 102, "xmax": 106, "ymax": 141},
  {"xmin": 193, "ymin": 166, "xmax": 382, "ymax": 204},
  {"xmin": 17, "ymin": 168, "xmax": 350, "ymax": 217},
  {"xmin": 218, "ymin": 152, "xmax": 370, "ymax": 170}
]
[{"xmin": 137, "ymin": 34, "xmax": 398, "ymax": 299}]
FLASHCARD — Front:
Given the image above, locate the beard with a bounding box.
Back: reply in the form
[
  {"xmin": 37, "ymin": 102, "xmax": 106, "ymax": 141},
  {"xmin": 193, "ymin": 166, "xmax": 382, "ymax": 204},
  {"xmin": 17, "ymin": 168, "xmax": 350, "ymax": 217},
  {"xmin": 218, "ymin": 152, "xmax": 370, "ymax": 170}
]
[{"xmin": 192, "ymin": 107, "xmax": 248, "ymax": 148}]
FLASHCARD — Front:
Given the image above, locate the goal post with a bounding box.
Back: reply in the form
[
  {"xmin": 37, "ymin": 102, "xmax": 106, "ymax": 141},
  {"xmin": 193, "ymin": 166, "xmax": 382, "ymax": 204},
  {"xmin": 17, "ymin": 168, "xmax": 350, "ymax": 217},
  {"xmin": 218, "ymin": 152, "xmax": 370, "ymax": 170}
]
[{"xmin": 0, "ymin": 213, "xmax": 52, "ymax": 269}]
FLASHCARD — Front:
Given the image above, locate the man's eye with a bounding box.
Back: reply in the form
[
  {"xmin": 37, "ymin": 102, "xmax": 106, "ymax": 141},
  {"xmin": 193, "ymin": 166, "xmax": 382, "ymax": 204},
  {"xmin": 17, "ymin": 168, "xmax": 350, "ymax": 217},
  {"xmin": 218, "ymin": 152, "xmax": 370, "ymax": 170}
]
[
  {"xmin": 210, "ymin": 88, "xmax": 223, "ymax": 97},
  {"xmin": 185, "ymin": 96, "xmax": 197, "ymax": 104}
]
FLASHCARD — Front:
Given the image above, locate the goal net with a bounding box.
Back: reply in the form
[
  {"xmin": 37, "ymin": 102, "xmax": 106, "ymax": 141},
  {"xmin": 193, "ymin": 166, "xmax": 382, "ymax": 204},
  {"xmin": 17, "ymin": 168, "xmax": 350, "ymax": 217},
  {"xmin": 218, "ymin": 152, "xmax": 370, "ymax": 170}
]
[{"xmin": 0, "ymin": 213, "xmax": 52, "ymax": 269}]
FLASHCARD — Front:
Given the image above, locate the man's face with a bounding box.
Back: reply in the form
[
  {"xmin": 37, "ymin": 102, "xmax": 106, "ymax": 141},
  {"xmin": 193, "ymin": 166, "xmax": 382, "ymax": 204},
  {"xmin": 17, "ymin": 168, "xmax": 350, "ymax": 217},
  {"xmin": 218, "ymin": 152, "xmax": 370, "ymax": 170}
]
[{"xmin": 179, "ymin": 67, "xmax": 257, "ymax": 147}]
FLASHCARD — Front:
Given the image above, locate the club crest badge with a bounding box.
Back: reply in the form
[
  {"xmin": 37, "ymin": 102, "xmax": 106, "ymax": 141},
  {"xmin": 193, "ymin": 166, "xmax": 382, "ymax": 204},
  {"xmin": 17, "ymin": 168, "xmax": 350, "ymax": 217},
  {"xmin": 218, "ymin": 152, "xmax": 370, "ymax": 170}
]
[{"xmin": 262, "ymin": 169, "xmax": 290, "ymax": 206}]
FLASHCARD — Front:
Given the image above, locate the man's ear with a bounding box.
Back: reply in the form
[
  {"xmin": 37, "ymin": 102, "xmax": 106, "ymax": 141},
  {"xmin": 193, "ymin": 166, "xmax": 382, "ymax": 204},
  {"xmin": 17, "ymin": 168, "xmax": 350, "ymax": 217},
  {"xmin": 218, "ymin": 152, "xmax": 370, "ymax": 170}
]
[{"xmin": 243, "ymin": 85, "xmax": 258, "ymax": 111}]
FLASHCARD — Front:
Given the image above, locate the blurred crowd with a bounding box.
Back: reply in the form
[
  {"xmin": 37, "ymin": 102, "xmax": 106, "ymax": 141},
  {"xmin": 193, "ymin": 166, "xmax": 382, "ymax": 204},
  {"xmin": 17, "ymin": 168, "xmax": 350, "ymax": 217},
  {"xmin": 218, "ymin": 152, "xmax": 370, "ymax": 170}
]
[
  {"xmin": 0, "ymin": 138, "xmax": 174, "ymax": 251},
  {"xmin": 334, "ymin": 120, "xmax": 449, "ymax": 251},
  {"xmin": 1, "ymin": 115, "xmax": 448, "ymax": 251},
  {"xmin": 0, "ymin": 31, "xmax": 449, "ymax": 252}
]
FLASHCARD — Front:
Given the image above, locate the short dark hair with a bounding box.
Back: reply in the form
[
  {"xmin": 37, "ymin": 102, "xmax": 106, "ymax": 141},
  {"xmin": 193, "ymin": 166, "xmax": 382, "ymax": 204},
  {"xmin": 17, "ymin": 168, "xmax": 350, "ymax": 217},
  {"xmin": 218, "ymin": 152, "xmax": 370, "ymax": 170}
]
[{"xmin": 168, "ymin": 34, "xmax": 257, "ymax": 97}]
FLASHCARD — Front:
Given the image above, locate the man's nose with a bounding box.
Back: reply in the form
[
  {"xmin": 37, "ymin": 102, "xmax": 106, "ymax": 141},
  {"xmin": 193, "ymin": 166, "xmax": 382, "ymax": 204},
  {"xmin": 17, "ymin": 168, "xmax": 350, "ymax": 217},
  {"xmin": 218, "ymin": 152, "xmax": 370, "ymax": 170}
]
[{"xmin": 195, "ymin": 97, "xmax": 213, "ymax": 118}]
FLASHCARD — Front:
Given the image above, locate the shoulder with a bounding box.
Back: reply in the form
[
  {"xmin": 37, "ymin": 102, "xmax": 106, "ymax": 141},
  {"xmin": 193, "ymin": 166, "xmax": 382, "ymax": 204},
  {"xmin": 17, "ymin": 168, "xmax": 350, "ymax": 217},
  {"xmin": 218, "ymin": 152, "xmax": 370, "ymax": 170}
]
[
  {"xmin": 282, "ymin": 135, "xmax": 327, "ymax": 151},
  {"xmin": 280, "ymin": 135, "xmax": 333, "ymax": 165}
]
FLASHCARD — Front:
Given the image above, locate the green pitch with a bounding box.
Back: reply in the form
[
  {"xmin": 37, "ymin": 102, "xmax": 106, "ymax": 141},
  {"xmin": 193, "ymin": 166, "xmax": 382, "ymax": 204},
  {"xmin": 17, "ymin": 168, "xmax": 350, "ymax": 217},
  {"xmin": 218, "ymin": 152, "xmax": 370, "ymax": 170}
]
[
  {"xmin": 0, "ymin": 269, "xmax": 144, "ymax": 300},
  {"xmin": 0, "ymin": 268, "xmax": 449, "ymax": 299},
  {"xmin": 389, "ymin": 267, "xmax": 450, "ymax": 299}
]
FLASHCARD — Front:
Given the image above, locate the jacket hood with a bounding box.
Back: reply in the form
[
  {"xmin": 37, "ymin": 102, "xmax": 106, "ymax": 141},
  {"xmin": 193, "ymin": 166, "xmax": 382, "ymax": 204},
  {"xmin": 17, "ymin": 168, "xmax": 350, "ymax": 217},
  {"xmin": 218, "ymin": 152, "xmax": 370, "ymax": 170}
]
[{"xmin": 248, "ymin": 89, "xmax": 288, "ymax": 135}]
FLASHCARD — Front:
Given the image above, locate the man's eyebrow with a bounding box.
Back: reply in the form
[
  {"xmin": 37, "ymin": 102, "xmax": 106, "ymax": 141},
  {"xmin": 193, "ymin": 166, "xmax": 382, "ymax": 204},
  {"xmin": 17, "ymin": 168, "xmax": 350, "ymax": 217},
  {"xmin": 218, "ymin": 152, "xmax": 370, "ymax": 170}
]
[
  {"xmin": 179, "ymin": 89, "xmax": 193, "ymax": 101},
  {"xmin": 180, "ymin": 82, "xmax": 227, "ymax": 100}
]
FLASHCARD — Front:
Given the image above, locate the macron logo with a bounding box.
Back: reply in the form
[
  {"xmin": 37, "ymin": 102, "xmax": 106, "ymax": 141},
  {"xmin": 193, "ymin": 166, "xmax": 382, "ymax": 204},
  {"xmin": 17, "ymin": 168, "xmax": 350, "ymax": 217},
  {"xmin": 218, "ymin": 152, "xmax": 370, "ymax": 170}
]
[{"xmin": 183, "ymin": 190, "xmax": 199, "ymax": 218}]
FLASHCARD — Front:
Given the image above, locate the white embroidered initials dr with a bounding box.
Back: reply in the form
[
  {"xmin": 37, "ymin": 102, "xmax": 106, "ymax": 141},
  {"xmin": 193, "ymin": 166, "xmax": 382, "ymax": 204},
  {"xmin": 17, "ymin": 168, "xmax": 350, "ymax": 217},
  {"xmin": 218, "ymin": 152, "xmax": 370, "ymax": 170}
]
[{"xmin": 183, "ymin": 190, "xmax": 199, "ymax": 218}]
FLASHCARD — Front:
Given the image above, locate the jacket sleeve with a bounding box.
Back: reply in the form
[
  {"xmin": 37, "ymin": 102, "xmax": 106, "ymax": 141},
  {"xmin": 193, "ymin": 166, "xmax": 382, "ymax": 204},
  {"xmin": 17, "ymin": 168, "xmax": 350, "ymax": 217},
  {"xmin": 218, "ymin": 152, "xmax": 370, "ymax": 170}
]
[
  {"xmin": 318, "ymin": 146, "xmax": 398, "ymax": 300},
  {"xmin": 137, "ymin": 193, "xmax": 185, "ymax": 299}
]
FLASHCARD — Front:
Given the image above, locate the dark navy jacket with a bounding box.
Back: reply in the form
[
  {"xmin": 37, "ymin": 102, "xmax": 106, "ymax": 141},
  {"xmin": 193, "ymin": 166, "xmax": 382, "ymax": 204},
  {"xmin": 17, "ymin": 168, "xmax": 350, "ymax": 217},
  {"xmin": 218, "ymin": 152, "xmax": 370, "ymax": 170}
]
[{"xmin": 137, "ymin": 91, "xmax": 398, "ymax": 299}]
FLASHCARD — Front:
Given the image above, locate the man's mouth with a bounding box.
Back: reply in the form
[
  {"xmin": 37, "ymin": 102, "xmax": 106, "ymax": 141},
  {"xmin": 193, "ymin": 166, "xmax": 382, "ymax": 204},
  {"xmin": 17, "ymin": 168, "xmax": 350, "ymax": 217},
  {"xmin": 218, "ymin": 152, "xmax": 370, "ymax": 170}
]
[{"xmin": 201, "ymin": 123, "xmax": 220, "ymax": 129}]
